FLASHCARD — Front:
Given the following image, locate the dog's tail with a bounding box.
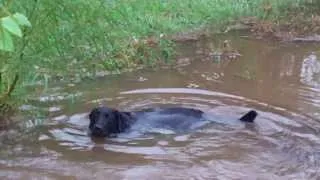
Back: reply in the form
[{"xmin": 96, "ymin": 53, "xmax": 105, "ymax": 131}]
[{"xmin": 239, "ymin": 110, "xmax": 258, "ymax": 123}]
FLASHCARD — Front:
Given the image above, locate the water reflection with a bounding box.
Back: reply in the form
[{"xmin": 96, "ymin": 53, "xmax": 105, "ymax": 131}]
[{"xmin": 300, "ymin": 53, "xmax": 320, "ymax": 88}]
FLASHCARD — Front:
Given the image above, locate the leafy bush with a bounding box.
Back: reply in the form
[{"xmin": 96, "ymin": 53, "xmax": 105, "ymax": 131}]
[{"xmin": 0, "ymin": 0, "xmax": 312, "ymax": 117}]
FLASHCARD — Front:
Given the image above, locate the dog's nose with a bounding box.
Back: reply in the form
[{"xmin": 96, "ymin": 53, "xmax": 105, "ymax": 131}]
[
  {"xmin": 93, "ymin": 126, "xmax": 103, "ymax": 132},
  {"xmin": 92, "ymin": 125, "xmax": 105, "ymax": 137}
]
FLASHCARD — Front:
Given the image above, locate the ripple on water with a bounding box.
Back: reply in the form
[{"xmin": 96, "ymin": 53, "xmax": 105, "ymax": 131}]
[
  {"xmin": 3, "ymin": 79, "xmax": 320, "ymax": 179},
  {"xmin": 3, "ymin": 34, "xmax": 320, "ymax": 179},
  {"xmin": 40, "ymin": 88, "xmax": 320, "ymax": 164}
]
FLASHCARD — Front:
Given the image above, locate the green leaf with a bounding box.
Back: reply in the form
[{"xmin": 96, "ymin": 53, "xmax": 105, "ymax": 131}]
[
  {"xmin": 1, "ymin": 16, "xmax": 22, "ymax": 37},
  {"xmin": 0, "ymin": 28, "xmax": 14, "ymax": 51},
  {"xmin": 13, "ymin": 13, "xmax": 32, "ymax": 27}
]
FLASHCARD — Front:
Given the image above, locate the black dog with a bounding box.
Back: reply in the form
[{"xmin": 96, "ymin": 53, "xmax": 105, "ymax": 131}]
[{"xmin": 88, "ymin": 106, "xmax": 258, "ymax": 138}]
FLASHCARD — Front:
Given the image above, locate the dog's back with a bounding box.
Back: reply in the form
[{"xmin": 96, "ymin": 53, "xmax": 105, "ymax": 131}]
[{"xmin": 130, "ymin": 107, "xmax": 208, "ymax": 132}]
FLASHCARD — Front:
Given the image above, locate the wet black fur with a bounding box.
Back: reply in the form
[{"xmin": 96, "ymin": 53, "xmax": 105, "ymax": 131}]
[{"xmin": 88, "ymin": 106, "xmax": 258, "ymax": 137}]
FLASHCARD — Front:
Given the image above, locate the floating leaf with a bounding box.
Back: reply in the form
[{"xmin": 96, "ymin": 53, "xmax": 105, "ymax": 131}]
[
  {"xmin": 1, "ymin": 16, "xmax": 22, "ymax": 37},
  {"xmin": 0, "ymin": 28, "xmax": 14, "ymax": 51},
  {"xmin": 13, "ymin": 13, "xmax": 32, "ymax": 27}
]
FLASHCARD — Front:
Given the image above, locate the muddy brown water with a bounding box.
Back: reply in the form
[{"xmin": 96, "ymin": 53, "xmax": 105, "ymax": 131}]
[{"xmin": 1, "ymin": 32, "xmax": 320, "ymax": 179}]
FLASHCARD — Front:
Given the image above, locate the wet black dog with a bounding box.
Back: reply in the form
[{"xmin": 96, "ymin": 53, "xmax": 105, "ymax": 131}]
[{"xmin": 88, "ymin": 106, "xmax": 258, "ymax": 138}]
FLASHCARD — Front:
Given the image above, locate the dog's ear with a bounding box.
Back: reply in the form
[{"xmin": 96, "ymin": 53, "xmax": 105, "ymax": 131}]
[
  {"xmin": 88, "ymin": 109, "xmax": 95, "ymax": 121},
  {"xmin": 88, "ymin": 108, "xmax": 98, "ymax": 130},
  {"xmin": 89, "ymin": 108, "xmax": 99, "ymax": 121},
  {"xmin": 113, "ymin": 109, "xmax": 130, "ymax": 133}
]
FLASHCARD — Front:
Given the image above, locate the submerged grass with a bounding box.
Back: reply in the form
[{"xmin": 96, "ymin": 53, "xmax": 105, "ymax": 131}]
[{"xmin": 0, "ymin": 0, "xmax": 315, "ymax": 119}]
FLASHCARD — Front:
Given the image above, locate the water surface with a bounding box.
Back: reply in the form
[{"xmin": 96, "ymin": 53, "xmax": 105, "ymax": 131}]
[{"xmin": 1, "ymin": 32, "xmax": 320, "ymax": 179}]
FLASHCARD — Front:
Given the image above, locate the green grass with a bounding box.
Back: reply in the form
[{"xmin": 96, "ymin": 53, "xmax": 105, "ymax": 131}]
[{"xmin": 0, "ymin": 0, "xmax": 312, "ymax": 117}]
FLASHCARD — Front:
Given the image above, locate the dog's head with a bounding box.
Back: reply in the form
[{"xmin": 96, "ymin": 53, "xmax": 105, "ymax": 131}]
[{"xmin": 88, "ymin": 106, "xmax": 128, "ymax": 137}]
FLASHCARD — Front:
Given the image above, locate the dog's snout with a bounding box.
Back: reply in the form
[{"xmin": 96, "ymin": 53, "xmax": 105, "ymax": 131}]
[
  {"xmin": 91, "ymin": 124, "xmax": 106, "ymax": 137},
  {"xmin": 93, "ymin": 124, "xmax": 104, "ymax": 132}
]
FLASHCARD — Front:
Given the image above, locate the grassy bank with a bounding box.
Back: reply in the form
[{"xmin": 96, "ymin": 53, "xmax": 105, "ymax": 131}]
[{"xmin": 0, "ymin": 0, "xmax": 314, "ymax": 118}]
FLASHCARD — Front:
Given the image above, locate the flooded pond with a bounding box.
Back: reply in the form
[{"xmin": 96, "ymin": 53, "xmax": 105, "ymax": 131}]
[{"xmin": 1, "ymin": 31, "xmax": 320, "ymax": 179}]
